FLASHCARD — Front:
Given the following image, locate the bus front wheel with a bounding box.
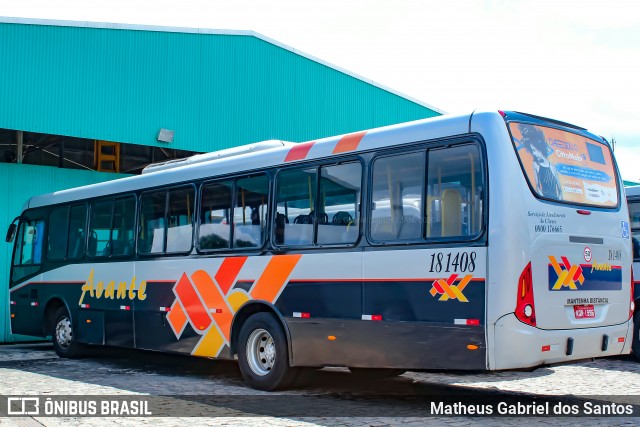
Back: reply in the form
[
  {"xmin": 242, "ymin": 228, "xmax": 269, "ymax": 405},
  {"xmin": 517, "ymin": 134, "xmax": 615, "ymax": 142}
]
[
  {"xmin": 51, "ymin": 307, "xmax": 85, "ymax": 358},
  {"xmin": 237, "ymin": 312, "xmax": 298, "ymax": 391}
]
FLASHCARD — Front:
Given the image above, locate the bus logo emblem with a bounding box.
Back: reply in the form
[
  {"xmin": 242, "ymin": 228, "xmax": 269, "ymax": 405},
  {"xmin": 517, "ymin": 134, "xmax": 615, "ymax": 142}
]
[
  {"xmin": 429, "ymin": 274, "xmax": 472, "ymax": 302},
  {"xmin": 549, "ymin": 256, "xmax": 584, "ymax": 290}
]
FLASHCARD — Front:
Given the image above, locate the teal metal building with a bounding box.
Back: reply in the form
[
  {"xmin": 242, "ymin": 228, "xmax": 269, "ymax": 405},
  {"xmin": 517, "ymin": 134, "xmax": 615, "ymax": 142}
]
[{"xmin": 0, "ymin": 17, "xmax": 441, "ymax": 342}]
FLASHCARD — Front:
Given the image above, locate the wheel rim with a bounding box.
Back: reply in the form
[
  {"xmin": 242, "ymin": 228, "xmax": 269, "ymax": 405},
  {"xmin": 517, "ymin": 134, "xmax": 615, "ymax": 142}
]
[
  {"xmin": 55, "ymin": 316, "xmax": 73, "ymax": 349},
  {"xmin": 246, "ymin": 328, "xmax": 276, "ymax": 376}
]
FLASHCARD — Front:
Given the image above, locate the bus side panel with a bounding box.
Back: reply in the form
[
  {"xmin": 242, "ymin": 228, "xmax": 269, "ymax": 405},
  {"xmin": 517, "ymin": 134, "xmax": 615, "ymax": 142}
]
[
  {"xmin": 357, "ymin": 247, "xmax": 488, "ymax": 369},
  {"xmin": 44, "ymin": 262, "xmax": 137, "ymax": 348},
  {"xmin": 9, "ymin": 276, "xmax": 82, "ymax": 338},
  {"xmin": 285, "ymin": 318, "xmax": 485, "ymax": 369},
  {"xmin": 10, "ymin": 278, "xmax": 47, "ymax": 338},
  {"xmin": 133, "ymin": 280, "xmax": 198, "ymax": 353},
  {"xmin": 132, "ymin": 253, "xmax": 364, "ymax": 360},
  {"xmin": 273, "ymin": 252, "xmax": 363, "ymax": 367}
]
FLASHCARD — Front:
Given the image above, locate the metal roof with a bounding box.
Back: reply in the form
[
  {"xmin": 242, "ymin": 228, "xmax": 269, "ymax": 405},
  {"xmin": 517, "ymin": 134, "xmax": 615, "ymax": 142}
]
[
  {"xmin": 0, "ymin": 16, "xmax": 443, "ymax": 155},
  {"xmin": 0, "ymin": 16, "xmax": 445, "ymax": 115}
]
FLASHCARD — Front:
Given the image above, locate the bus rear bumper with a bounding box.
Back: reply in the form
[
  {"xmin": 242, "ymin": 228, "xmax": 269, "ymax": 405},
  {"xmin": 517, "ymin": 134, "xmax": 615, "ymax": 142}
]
[{"xmin": 492, "ymin": 314, "xmax": 632, "ymax": 370}]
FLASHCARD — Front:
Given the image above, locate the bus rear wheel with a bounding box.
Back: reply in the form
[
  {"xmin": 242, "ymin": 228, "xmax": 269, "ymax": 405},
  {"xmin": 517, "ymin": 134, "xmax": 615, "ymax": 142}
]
[
  {"xmin": 237, "ymin": 312, "xmax": 298, "ymax": 391},
  {"xmin": 51, "ymin": 307, "xmax": 85, "ymax": 358}
]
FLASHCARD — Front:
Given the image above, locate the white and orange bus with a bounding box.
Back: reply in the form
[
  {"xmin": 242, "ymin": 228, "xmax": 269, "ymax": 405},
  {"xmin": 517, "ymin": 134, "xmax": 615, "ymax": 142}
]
[{"xmin": 7, "ymin": 110, "xmax": 633, "ymax": 390}]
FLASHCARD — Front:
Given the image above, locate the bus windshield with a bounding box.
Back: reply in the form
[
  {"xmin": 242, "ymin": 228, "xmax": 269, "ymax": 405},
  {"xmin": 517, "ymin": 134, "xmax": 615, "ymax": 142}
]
[{"xmin": 509, "ymin": 122, "xmax": 618, "ymax": 208}]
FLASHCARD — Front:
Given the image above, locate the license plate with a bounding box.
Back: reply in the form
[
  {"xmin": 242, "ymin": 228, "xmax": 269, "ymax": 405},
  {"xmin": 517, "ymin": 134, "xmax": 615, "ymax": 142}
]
[{"xmin": 574, "ymin": 304, "xmax": 595, "ymax": 319}]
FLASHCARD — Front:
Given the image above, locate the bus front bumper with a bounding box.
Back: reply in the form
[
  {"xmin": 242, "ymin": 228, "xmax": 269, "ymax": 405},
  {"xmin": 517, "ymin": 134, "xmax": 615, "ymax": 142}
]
[{"xmin": 492, "ymin": 314, "xmax": 632, "ymax": 370}]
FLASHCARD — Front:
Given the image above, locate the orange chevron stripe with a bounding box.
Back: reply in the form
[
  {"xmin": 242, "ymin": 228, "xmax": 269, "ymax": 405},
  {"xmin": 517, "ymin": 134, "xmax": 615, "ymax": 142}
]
[
  {"xmin": 572, "ymin": 266, "xmax": 583, "ymax": 282},
  {"xmin": 284, "ymin": 141, "xmax": 315, "ymax": 162},
  {"xmin": 450, "ymin": 286, "xmax": 468, "ymax": 303},
  {"xmin": 191, "ymin": 270, "xmax": 234, "ymax": 342},
  {"xmin": 251, "ymin": 254, "xmax": 302, "ymax": 302},
  {"xmin": 438, "ymin": 279, "xmax": 458, "ymax": 299},
  {"xmin": 549, "ymin": 256, "xmax": 563, "ymax": 276},
  {"xmin": 456, "ymin": 275, "xmax": 473, "ymax": 291},
  {"xmin": 166, "ymin": 299, "xmax": 187, "ymax": 337},
  {"xmin": 333, "ymin": 131, "xmax": 366, "ymax": 154},
  {"xmin": 563, "ymin": 265, "xmax": 579, "ymax": 286},
  {"xmin": 175, "ymin": 273, "xmax": 212, "ymax": 332},
  {"xmin": 215, "ymin": 256, "xmax": 247, "ymax": 295}
]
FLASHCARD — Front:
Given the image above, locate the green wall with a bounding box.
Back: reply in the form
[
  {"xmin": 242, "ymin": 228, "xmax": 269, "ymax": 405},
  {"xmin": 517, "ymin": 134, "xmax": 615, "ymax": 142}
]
[
  {"xmin": 0, "ymin": 164, "xmax": 126, "ymax": 342},
  {"xmin": 0, "ymin": 20, "xmax": 440, "ymax": 153}
]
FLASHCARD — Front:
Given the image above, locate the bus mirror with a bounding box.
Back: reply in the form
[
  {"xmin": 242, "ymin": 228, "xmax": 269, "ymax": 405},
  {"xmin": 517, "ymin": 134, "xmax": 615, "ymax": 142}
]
[{"xmin": 6, "ymin": 223, "xmax": 17, "ymax": 243}]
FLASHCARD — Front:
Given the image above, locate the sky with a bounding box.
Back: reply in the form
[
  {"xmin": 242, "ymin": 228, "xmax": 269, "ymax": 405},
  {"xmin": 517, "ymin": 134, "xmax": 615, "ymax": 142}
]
[{"xmin": 2, "ymin": 0, "xmax": 640, "ymax": 180}]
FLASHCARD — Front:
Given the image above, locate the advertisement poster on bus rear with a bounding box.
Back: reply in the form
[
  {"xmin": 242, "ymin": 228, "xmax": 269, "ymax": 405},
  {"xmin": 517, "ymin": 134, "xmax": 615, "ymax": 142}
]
[{"xmin": 509, "ymin": 122, "xmax": 618, "ymax": 207}]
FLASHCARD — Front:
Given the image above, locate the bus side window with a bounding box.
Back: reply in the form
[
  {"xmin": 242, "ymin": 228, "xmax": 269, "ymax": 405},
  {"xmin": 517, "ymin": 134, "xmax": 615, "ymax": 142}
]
[
  {"xmin": 111, "ymin": 197, "xmax": 136, "ymax": 256},
  {"xmin": 317, "ymin": 162, "xmax": 361, "ymax": 245},
  {"xmin": 67, "ymin": 205, "xmax": 87, "ymax": 260},
  {"xmin": 11, "ymin": 218, "xmax": 45, "ymax": 283},
  {"xmin": 275, "ymin": 168, "xmax": 317, "ymax": 246},
  {"xmin": 370, "ymin": 152, "xmax": 424, "ymax": 242},
  {"xmin": 139, "ymin": 192, "xmax": 167, "ymax": 255},
  {"xmin": 48, "ymin": 206, "xmax": 69, "ymax": 261},
  {"xmin": 87, "ymin": 196, "xmax": 135, "ymax": 258},
  {"xmin": 427, "ymin": 144, "xmax": 483, "ymax": 240},
  {"xmin": 199, "ymin": 181, "xmax": 232, "ymax": 251},
  {"xmin": 234, "ymin": 175, "xmax": 268, "ymax": 249},
  {"xmin": 88, "ymin": 199, "xmax": 113, "ymax": 257},
  {"xmin": 166, "ymin": 186, "xmax": 195, "ymax": 253}
]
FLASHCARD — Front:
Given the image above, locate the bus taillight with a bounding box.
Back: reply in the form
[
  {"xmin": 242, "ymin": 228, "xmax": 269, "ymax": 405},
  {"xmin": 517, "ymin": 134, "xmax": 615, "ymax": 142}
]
[{"xmin": 515, "ymin": 262, "xmax": 536, "ymax": 327}]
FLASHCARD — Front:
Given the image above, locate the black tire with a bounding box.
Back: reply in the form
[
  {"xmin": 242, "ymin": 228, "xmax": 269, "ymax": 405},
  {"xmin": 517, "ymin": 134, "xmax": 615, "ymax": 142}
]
[
  {"xmin": 348, "ymin": 368, "xmax": 406, "ymax": 380},
  {"xmin": 237, "ymin": 312, "xmax": 298, "ymax": 391},
  {"xmin": 51, "ymin": 306, "xmax": 85, "ymax": 358},
  {"xmin": 633, "ymin": 311, "xmax": 640, "ymax": 360}
]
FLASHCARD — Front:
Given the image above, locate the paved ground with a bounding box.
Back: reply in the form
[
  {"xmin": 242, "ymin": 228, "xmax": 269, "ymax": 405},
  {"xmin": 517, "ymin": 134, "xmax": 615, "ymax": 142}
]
[{"xmin": 0, "ymin": 343, "xmax": 639, "ymax": 426}]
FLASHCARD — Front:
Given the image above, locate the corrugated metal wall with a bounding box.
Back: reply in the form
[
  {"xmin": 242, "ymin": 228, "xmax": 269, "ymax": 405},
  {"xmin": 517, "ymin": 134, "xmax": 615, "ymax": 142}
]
[
  {"xmin": 0, "ymin": 164, "xmax": 126, "ymax": 342},
  {"xmin": 0, "ymin": 21, "xmax": 439, "ymax": 152},
  {"xmin": 0, "ymin": 19, "xmax": 441, "ymax": 342}
]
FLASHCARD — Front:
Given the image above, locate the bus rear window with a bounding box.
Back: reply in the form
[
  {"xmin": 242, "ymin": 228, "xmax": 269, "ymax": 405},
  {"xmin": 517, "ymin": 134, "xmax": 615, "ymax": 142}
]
[{"xmin": 509, "ymin": 122, "xmax": 618, "ymax": 208}]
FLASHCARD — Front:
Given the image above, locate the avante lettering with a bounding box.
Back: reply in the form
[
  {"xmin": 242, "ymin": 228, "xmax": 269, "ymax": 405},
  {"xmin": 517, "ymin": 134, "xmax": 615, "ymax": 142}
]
[
  {"xmin": 78, "ymin": 269, "xmax": 147, "ymax": 305},
  {"xmin": 590, "ymin": 260, "xmax": 612, "ymax": 272}
]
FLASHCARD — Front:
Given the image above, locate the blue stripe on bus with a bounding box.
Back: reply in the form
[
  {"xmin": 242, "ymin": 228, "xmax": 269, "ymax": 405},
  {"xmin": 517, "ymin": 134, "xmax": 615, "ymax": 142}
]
[{"xmin": 548, "ymin": 265, "xmax": 622, "ymax": 291}]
